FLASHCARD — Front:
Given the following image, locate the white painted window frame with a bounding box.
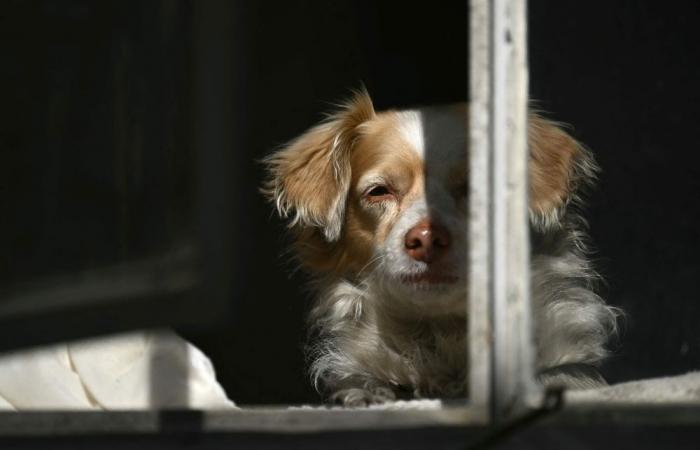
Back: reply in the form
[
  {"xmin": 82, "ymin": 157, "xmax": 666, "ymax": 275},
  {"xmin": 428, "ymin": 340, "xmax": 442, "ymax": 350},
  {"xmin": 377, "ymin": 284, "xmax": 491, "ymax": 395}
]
[{"xmin": 468, "ymin": 0, "xmax": 538, "ymax": 422}]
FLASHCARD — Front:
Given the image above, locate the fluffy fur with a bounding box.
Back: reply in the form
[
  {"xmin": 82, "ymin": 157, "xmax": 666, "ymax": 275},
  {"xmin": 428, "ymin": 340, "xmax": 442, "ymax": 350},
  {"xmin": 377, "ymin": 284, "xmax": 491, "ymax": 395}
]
[{"xmin": 263, "ymin": 90, "xmax": 619, "ymax": 406}]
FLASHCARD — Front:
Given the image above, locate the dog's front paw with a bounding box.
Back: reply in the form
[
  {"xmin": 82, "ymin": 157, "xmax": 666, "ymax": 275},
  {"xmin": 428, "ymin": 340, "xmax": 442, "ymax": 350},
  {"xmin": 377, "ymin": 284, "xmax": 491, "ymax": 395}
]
[{"xmin": 331, "ymin": 386, "xmax": 396, "ymax": 407}]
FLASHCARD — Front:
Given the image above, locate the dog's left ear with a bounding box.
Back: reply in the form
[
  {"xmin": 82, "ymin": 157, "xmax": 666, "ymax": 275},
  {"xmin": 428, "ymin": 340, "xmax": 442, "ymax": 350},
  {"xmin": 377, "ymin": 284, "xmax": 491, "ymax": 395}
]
[
  {"xmin": 528, "ymin": 114, "xmax": 597, "ymax": 226},
  {"xmin": 263, "ymin": 90, "xmax": 376, "ymax": 241}
]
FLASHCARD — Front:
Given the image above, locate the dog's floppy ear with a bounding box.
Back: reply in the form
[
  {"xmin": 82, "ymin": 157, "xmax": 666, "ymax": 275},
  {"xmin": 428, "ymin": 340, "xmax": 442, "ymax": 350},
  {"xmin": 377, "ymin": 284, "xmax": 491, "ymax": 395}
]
[
  {"xmin": 263, "ymin": 90, "xmax": 375, "ymax": 241},
  {"xmin": 528, "ymin": 114, "xmax": 597, "ymax": 227}
]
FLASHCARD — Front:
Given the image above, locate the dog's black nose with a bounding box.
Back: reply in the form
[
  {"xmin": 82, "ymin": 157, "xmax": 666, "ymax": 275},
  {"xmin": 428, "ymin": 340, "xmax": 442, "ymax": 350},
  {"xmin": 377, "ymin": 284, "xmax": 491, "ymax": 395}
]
[{"xmin": 404, "ymin": 220, "xmax": 451, "ymax": 263}]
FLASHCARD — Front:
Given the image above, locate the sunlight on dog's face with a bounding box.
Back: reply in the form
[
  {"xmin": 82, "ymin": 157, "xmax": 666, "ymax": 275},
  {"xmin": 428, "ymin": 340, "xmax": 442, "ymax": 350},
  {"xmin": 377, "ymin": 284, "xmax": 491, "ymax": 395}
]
[{"xmin": 345, "ymin": 107, "xmax": 468, "ymax": 309}]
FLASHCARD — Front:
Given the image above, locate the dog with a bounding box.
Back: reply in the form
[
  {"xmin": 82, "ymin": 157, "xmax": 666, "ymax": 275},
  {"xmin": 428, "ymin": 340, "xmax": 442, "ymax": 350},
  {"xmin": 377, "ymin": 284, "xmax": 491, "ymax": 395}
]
[{"xmin": 264, "ymin": 90, "xmax": 619, "ymax": 406}]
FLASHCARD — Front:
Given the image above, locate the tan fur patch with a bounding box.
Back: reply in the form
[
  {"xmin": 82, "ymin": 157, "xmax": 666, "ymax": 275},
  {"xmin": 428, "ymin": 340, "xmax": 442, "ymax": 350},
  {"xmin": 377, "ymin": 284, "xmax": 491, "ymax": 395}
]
[
  {"xmin": 528, "ymin": 114, "xmax": 584, "ymax": 216},
  {"xmin": 341, "ymin": 113, "xmax": 424, "ymax": 269},
  {"xmin": 299, "ymin": 112, "xmax": 425, "ymax": 274},
  {"xmin": 262, "ymin": 89, "xmax": 375, "ymax": 244}
]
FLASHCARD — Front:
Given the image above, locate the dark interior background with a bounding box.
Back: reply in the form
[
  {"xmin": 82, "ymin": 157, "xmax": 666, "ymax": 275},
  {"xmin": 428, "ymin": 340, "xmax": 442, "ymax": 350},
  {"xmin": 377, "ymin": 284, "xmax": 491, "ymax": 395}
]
[
  {"xmin": 2, "ymin": 0, "xmax": 699, "ymax": 405},
  {"xmin": 529, "ymin": 1, "xmax": 700, "ymax": 387}
]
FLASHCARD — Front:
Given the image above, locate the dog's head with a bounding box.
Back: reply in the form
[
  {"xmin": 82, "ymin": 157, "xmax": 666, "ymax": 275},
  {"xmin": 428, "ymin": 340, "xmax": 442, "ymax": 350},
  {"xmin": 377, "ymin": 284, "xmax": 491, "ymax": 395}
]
[{"xmin": 264, "ymin": 91, "xmax": 594, "ymax": 313}]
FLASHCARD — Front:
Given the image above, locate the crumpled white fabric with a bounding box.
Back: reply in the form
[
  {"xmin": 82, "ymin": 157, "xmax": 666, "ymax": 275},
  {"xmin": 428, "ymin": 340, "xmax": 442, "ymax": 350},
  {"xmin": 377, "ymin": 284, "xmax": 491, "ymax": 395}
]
[{"xmin": 0, "ymin": 330, "xmax": 236, "ymax": 410}]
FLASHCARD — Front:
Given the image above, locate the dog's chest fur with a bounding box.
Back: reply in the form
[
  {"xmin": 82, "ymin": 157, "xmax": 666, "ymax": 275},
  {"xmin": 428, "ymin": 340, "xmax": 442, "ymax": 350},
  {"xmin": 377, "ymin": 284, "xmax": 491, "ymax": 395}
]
[{"xmin": 309, "ymin": 280, "xmax": 468, "ymax": 400}]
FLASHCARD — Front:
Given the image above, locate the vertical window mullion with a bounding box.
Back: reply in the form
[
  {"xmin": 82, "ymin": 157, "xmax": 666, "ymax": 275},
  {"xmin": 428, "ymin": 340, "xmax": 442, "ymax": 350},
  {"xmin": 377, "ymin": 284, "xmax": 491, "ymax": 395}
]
[
  {"xmin": 468, "ymin": 0, "xmax": 494, "ymax": 422},
  {"xmin": 469, "ymin": 0, "xmax": 537, "ymax": 423}
]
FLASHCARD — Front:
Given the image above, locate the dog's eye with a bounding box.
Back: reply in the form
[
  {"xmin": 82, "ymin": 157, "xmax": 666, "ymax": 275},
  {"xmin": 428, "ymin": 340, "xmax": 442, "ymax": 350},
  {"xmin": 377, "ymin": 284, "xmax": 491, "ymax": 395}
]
[
  {"xmin": 365, "ymin": 185, "xmax": 394, "ymax": 202},
  {"xmin": 368, "ymin": 186, "xmax": 390, "ymax": 196}
]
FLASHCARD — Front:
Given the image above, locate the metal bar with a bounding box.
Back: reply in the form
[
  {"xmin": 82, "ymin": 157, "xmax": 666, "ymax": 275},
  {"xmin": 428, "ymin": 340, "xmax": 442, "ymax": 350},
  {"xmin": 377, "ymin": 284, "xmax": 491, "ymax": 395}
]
[
  {"xmin": 491, "ymin": 0, "xmax": 538, "ymax": 419},
  {"xmin": 468, "ymin": 0, "xmax": 494, "ymax": 423},
  {"xmin": 469, "ymin": 0, "xmax": 538, "ymax": 423},
  {"xmin": 0, "ymin": 408, "xmax": 480, "ymax": 437}
]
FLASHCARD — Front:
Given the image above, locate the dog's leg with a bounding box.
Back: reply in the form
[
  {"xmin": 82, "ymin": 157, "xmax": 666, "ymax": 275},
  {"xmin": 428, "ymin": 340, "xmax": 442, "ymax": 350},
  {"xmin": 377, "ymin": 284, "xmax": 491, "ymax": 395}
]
[
  {"xmin": 327, "ymin": 378, "xmax": 397, "ymax": 407},
  {"xmin": 331, "ymin": 386, "xmax": 396, "ymax": 407}
]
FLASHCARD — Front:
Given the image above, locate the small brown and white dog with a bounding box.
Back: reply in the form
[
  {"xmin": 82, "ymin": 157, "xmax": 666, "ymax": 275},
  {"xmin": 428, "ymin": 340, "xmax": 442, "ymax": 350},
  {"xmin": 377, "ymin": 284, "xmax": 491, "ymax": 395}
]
[{"xmin": 264, "ymin": 90, "xmax": 618, "ymax": 406}]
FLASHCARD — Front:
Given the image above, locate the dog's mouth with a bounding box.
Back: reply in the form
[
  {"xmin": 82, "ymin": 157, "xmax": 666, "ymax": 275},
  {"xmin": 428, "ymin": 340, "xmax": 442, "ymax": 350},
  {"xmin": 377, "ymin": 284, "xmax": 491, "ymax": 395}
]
[{"xmin": 399, "ymin": 273, "xmax": 459, "ymax": 286}]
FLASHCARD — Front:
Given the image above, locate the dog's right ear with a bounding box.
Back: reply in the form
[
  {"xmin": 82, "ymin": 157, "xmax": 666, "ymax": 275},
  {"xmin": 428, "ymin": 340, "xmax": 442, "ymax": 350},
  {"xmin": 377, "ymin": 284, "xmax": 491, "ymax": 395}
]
[
  {"xmin": 528, "ymin": 114, "xmax": 598, "ymax": 229},
  {"xmin": 263, "ymin": 90, "xmax": 375, "ymax": 242}
]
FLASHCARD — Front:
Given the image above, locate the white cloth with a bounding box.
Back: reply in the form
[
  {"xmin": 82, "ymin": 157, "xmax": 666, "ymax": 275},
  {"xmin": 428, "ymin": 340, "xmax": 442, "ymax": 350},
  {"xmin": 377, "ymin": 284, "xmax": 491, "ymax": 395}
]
[{"xmin": 0, "ymin": 330, "xmax": 236, "ymax": 410}]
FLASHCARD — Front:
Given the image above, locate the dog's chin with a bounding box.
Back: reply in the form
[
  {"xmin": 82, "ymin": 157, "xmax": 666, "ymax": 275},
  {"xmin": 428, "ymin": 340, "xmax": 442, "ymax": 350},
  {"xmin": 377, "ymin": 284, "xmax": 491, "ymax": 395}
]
[
  {"xmin": 398, "ymin": 273, "xmax": 460, "ymax": 290},
  {"xmin": 384, "ymin": 270, "xmax": 467, "ymax": 311}
]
